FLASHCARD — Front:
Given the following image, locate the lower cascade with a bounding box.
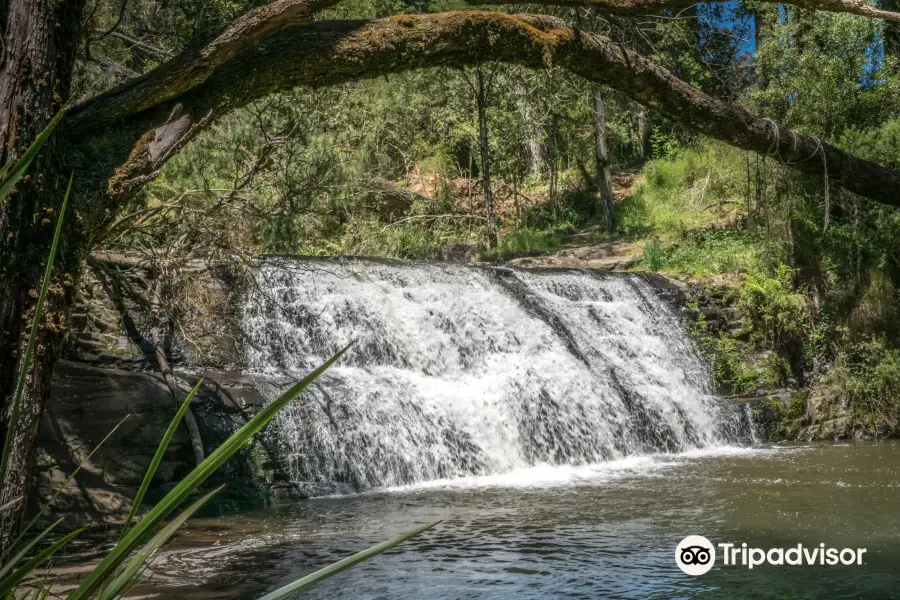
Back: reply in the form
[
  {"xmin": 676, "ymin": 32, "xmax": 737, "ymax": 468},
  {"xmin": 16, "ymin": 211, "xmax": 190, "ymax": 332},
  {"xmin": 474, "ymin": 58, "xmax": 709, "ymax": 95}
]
[{"xmin": 241, "ymin": 258, "xmax": 742, "ymax": 493}]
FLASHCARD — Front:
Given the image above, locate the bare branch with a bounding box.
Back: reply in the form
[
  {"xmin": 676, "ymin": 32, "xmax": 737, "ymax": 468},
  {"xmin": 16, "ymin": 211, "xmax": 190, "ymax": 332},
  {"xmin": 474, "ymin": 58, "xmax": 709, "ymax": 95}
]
[{"xmin": 84, "ymin": 51, "xmax": 139, "ymax": 80}]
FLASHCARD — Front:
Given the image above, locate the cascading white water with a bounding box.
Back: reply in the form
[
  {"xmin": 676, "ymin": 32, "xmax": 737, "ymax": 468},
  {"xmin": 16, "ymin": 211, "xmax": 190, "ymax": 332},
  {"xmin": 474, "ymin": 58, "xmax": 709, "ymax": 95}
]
[{"xmin": 241, "ymin": 257, "xmax": 740, "ymax": 493}]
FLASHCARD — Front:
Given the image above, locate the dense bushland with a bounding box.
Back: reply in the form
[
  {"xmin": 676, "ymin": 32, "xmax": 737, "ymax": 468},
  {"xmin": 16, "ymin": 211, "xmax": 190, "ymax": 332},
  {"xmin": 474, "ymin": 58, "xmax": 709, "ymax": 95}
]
[{"xmin": 88, "ymin": 1, "xmax": 900, "ymax": 434}]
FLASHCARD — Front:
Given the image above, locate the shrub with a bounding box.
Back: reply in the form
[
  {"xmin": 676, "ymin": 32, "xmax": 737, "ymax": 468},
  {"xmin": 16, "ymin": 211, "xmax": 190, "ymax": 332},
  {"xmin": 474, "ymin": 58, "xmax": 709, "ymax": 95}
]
[
  {"xmin": 484, "ymin": 227, "xmax": 563, "ymax": 261},
  {"xmin": 615, "ymin": 142, "xmax": 748, "ymax": 240},
  {"xmin": 738, "ymin": 265, "xmax": 808, "ymax": 352},
  {"xmin": 839, "ymin": 118, "xmax": 900, "ymax": 171},
  {"xmin": 642, "ymin": 237, "xmax": 666, "ymax": 270},
  {"xmin": 664, "ymin": 230, "xmax": 763, "ymax": 277},
  {"xmin": 829, "ymin": 337, "xmax": 900, "ymax": 431},
  {"xmin": 702, "ymin": 335, "xmax": 790, "ymax": 396}
]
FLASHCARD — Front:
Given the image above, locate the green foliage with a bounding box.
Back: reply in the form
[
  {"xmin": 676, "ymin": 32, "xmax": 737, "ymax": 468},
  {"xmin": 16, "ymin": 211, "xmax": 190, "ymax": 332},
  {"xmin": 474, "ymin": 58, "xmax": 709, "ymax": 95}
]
[
  {"xmin": 3, "ymin": 337, "xmax": 437, "ymax": 597},
  {"xmin": 492, "ymin": 228, "xmax": 563, "ymax": 260},
  {"xmin": 0, "ymin": 527, "xmax": 84, "ymax": 597},
  {"xmin": 642, "ymin": 238, "xmax": 665, "ymax": 271},
  {"xmin": 664, "ymin": 231, "xmax": 764, "ymax": 277},
  {"xmin": 66, "ymin": 346, "xmax": 352, "ymax": 600},
  {"xmin": 839, "ymin": 118, "xmax": 900, "ymax": 171},
  {"xmin": 649, "ymin": 126, "xmax": 683, "ymax": 160},
  {"xmin": 805, "ymin": 317, "xmax": 849, "ymax": 369},
  {"xmin": 770, "ymin": 392, "xmax": 809, "ymax": 439},
  {"xmin": 0, "ymin": 111, "xmax": 63, "ymax": 201},
  {"xmin": 738, "ymin": 265, "xmax": 808, "ymax": 351},
  {"xmin": 706, "ymin": 336, "xmax": 789, "ymax": 396},
  {"xmin": 119, "ymin": 381, "xmax": 204, "ymax": 543},
  {"xmin": 750, "ymin": 9, "xmax": 900, "ymax": 137},
  {"xmin": 616, "ymin": 143, "xmax": 749, "ymax": 239},
  {"xmin": 99, "ymin": 486, "xmax": 223, "ymax": 600},
  {"xmin": 828, "ymin": 337, "xmax": 900, "ymax": 432},
  {"xmin": 691, "ymin": 314, "xmax": 789, "ymax": 396}
]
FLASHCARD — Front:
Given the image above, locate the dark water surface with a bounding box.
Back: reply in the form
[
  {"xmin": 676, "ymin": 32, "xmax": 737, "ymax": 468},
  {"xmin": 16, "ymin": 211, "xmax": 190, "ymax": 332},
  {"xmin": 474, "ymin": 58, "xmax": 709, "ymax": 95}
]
[{"xmin": 122, "ymin": 442, "xmax": 900, "ymax": 599}]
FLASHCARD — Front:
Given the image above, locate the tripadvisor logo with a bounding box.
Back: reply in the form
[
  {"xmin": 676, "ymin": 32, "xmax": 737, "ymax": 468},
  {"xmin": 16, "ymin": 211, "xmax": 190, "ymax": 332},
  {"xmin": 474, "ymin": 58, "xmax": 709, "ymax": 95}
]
[
  {"xmin": 675, "ymin": 536, "xmax": 867, "ymax": 575},
  {"xmin": 676, "ymin": 535, "xmax": 716, "ymax": 575}
]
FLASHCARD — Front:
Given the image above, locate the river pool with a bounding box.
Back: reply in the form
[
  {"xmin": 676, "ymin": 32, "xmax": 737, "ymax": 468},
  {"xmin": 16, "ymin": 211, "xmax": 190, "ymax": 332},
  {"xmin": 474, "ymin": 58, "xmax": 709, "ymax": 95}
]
[{"xmin": 102, "ymin": 441, "xmax": 900, "ymax": 599}]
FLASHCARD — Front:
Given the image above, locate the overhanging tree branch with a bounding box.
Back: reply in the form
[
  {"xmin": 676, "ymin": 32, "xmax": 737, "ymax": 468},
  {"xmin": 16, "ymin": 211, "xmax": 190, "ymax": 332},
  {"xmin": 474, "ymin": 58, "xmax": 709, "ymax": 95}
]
[
  {"xmin": 69, "ymin": 11, "xmax": 900, "ymax": 212},
  {"xmin": 465, "ymin": 0, "xmax": 900, "ymax": 22},
  {"xmin": 67, "ymin": 0, "xmax": 343, "ymax": 134}
]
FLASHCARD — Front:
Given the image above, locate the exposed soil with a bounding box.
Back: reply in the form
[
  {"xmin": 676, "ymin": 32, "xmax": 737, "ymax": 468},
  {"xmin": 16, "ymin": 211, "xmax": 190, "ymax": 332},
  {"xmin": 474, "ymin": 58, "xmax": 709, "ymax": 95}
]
[{"xmin": 509, "ymin": 170, "xmax": 641, "ymax": 271}]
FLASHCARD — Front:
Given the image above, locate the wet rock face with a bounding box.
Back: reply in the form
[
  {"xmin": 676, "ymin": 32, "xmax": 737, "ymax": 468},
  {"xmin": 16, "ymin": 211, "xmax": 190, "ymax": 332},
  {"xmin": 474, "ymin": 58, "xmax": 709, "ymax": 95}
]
[
  {"xmin": 798, "ymin": 386, "xmax": 858, "ymax": 441},
  {"xmin": 65, "ymin": 271, "xmax": 141, "ymax": 367},
  {"xmin": 39, "ymin": 258, "xmax": 748, "ymax": 520},
  {"xmin": 33, "ymin": 361, "xmax": 275, "ymax": 525}
]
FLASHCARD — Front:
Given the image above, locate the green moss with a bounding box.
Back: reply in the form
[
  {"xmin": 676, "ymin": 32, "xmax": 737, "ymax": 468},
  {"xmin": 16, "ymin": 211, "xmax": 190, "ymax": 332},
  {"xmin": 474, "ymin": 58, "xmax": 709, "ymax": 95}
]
[{"xmin": 771, "ymin": 392, "xmax": 808, "ymax": 439}]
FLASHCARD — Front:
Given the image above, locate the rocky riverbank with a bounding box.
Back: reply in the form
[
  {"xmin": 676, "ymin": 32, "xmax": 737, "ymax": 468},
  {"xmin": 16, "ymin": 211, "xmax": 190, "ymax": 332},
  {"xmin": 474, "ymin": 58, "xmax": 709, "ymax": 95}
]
[{"xmin": 33, "ymin": 255, "xmax": 864, "ymax": 527}]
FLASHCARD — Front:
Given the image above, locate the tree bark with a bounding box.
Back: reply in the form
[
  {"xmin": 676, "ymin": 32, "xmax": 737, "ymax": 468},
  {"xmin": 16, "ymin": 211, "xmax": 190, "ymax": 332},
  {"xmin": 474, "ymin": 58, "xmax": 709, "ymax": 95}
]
[
  {"xmin": 0, "ymin": 0, "xmax": 85, "ymax": 553},
  {"xmin": 475, "ymin": 67, "xmax": 497, "ymax": 248},
  {"xmin": 593, "ymin": 86, "xmax": 615, "ymax": 230},
  {"xmin": 513, "ymin": 78, "xmax": 545, "ymax": 175},
  {"xmin": 67, "ymin": 0, "xmax": 343, "ymax": 134}
]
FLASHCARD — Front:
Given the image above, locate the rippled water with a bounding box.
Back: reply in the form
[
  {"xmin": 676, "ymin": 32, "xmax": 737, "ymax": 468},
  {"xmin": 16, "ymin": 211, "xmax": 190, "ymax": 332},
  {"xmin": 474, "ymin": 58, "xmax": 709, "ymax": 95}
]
[{"xmin": 113, "ymin": 442, "xmax": 900, "ymax": 599}]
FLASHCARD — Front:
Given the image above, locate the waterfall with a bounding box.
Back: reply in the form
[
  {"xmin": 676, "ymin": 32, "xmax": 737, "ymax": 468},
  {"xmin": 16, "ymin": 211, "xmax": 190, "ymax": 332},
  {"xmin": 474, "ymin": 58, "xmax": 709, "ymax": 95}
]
[{"xmin": 241, "ymin": 257, "xmax": 740, "ymax": 493}]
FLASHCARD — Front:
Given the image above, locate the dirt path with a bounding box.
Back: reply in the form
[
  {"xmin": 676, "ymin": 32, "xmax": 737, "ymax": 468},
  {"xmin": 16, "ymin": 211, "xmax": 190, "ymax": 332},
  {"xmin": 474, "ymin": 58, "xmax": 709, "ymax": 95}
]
[
  {"xmin": 509, "ymin": 171, "xmax": 642, "ymax": 271},
  {"xmin": 509, "ymin": 236, "xmax": 641, "ymax": 270}
]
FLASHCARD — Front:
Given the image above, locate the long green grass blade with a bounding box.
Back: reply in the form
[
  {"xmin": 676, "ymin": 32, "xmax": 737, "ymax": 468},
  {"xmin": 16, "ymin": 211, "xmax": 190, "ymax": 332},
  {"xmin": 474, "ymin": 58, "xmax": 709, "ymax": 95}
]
[
  {"xmin": 27, "ymin": 572, "xmax": 51, "ymax": 600},
  {"xmin": 256, "ymin": 520, "xmax": 442, "ymax": 600},
  {"xmin": 67, "ymin": 345, "xmax": 351, "ymax": 600},
  {"xmin": 100, "ymin": 485, "xmax": 222, "ymax": 600},
  {"xmin": 2, "ymin": 413, "xmax": 130, "ymax": 562},
  {"xmin": 119, "ymin": 381, "xmax": 203, "ymax": 543},
  {"xmin": 0, "ymin": 173, "xmax": 71, "ymax": 492},
  {"xmin": 0, "ymin": 527, "xmax": 82, "ymax": 596},
  {"xmin": 0, "ymin": 111, "xmax": 64, "ymax": 201},
  {"xmin": 0, "ymin": 519, "xmax": 62, "ymax": 581},
  {"xmin": 0, "ymin": 498, "xmax": 21, "ymax": 513}
]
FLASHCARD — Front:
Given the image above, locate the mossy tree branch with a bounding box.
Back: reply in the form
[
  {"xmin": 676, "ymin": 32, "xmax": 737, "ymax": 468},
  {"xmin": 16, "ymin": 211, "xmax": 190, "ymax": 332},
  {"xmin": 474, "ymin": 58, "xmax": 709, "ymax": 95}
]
[
  {"xmin": 69, "ymin": 12, "xmax": 900, "ymax": 215},
  {"xmin": 67, "ymin": 0, "xmax": 343, "ymax": 135}
]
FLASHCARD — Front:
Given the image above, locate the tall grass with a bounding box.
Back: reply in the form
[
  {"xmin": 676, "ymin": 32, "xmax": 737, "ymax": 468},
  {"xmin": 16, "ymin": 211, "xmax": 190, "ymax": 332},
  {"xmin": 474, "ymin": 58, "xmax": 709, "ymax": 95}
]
[
  {"xmin": 494, "ymin": 228, "xmax": 562, "ymax": 259},
  {"xmin": 616, "ymin": 143, "xmax": 748, "ymax": 236},
  {"xmin": 619, "ymin": 143, "xmax": 765, "ymax": 277}
]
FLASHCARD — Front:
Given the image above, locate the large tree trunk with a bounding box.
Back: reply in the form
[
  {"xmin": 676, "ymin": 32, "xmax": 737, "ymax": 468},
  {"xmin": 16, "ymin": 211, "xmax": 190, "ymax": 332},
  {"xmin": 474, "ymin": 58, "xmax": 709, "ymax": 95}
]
[
  {"xmin": 633, "ymin": 106, "xmax": 652, "ymax": 158},
  {"xmin": 593, "ymin": 86, "xmax": 615, "ymax": 230},
  {"xmin": 0, "ymin": 0, "xmax": 85, "ymax": 553},
  {"xmin": 475, "ymin": 67, "xmax": 497, "ymax": 248}
]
